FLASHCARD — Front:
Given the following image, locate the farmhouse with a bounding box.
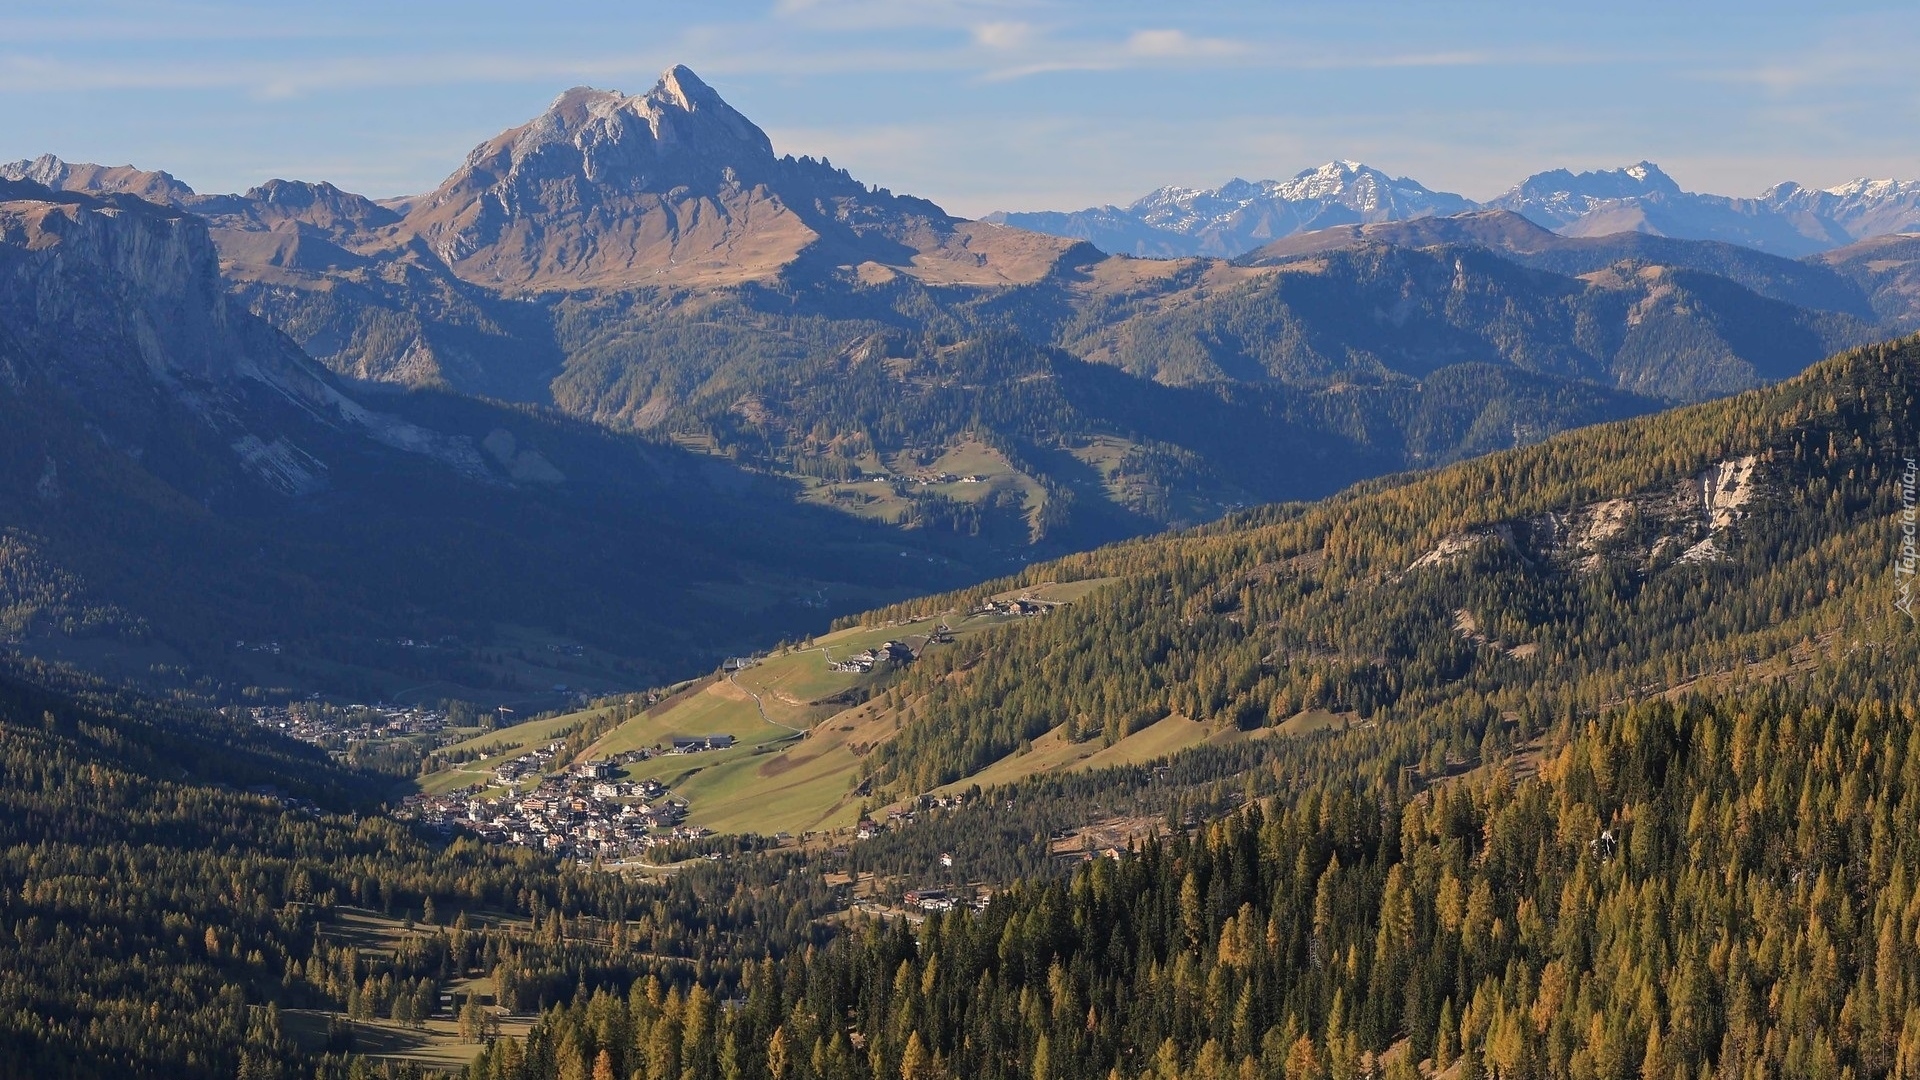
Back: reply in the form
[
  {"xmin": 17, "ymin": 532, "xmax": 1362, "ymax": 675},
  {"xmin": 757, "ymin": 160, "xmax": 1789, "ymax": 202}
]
[
  {"xmin": 904, "ymin": 888, "xmax": 952, "ymax": 911},
  {"xmin": 829, "ymin": 641, "xmax": 916, "ymax": 674},
  {"xmin": 671, "ymin": 734, "xmax": 736, "ymax": 752}
]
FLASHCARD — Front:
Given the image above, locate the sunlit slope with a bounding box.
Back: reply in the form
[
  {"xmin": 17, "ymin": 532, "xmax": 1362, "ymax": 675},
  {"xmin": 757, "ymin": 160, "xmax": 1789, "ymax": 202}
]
[{"xmin": 412, "ymin": 585, "xmax": 1119, "ymax": 834}]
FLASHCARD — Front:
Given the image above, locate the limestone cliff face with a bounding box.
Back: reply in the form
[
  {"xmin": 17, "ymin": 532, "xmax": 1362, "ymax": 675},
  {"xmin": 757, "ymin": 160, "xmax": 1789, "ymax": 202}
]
[
  {"xmin": 0, "ymin": 178, "xmax": 488, "ymax": 495},
  {"xmin": 0, "ymin": 178, "xmax": 284, "ymax": 388}
]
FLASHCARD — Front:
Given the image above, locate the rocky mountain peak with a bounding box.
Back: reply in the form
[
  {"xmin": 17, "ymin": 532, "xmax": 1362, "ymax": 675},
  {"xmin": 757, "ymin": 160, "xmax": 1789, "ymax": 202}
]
[
  {"xmin": 390, "ymin": 64, "xmax": 1080, "ymax": 290},
  {"xmin": 1271, "ymin": 160, "xmax": 1412, "ymax": 206},
  {"xmin": 399, "ymin": 66, "xmax": 817, "ymax": 282},
  {"xmin": 1518, "ymin": 161, "xmax": 1683, "ymax": 200},
  {"xmin": 455, "ymin": 66, "xmax": 776, "ymax": 200},
  {"xmin": 238, "ymin": 178, "xmax": 400, "ymax": 234},
  {"xmin": 655, "ymin": 64, "xmax": 725, "ymax": 113},
  {"xmin": 0, "ymin": 153, "xmax": 199, "ymax": 205},
  {"xmin": 1620, "ymin": 161, "xmax": 1677, "ymax": 191},
  {"xmin": 1487, "ymin": 161, "xmax": 1686, "ymax": 227}
]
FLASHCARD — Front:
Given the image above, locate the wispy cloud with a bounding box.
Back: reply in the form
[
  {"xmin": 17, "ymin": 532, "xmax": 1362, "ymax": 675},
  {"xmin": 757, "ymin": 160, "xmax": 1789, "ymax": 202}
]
[
  {"xmin": 973, "ymin": 21, "xmax": 1035, "ymax": 49},
  {"xmin": 1123, "ymin": 28, "xmax": 1242, "ymax": 59}
]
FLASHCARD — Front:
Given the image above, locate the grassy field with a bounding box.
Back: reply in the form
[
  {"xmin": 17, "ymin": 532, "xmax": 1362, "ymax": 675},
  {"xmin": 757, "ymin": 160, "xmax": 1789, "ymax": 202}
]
[
  {"xmin": 548, "ymin": 611, "xmax": 1032, "ymax": 834},
  {"xmin": 794, "ymin": 434, "xmax": 1049, "ymax": 531},
  {"xmin": 915, "ymin": 705, "xmax": 1350, "ymax": 805},
  {"xmin": 1062, "ymin": 434, "xmax": 1248, "ymax": 525},
  {"xmin": 409, "ymin": 581, "xmax": 1127, "ymax": 835},
  {"xmin": 412, "ymin": 708, "xmax": 618, "ymax": 796},
  {"xmin": 1011, "ymin": 578, "xmax": 1115, "ymax": 605},
  {"xmin": 1275, "ymin": 708, "xmax": 1354, "ymax": 737},
  {"xmin": 561, "ymin": 618, "xmax": 960, "ymax": 834}
]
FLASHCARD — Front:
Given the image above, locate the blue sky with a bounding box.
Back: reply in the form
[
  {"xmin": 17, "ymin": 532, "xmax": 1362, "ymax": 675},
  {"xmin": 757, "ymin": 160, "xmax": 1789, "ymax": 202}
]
[{"xmin": 2, "ymin": 0, "xmax": 1917, "ymax": 216}]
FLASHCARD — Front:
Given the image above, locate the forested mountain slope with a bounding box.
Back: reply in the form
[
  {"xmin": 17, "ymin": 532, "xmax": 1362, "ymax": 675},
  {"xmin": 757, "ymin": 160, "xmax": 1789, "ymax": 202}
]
[
  {"xmin": 2, "ymin": 336, "xmax": 1916, "ymax": 1080},
  {"xmin": 0, "ymin": 655, "xmax": 851, "ymax": 1080},
  {"xmin": 464, "ymin": 332, "xmax": 1920, "ymax": 1080},
  {"xmin": 846, "ymin": 334, "xmax": 1919, "ymax": 797},
  {"xmin": 1045, "ymin": 242, "xmax": 1872, "ymax": 399},
  {"xmin": 482, "ymin": 682, "xmax": 1920, "ymax": 1080}
]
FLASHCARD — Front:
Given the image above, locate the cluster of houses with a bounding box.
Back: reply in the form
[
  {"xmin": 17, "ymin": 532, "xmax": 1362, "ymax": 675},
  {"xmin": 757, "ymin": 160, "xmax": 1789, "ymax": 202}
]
[
  {"xmin": 490, "ymin": 741, "xmax": 565, "ymax": 785},
  {"xmin": 386, "ymin": 636, "xmax": 458, "ymax": 650},
  {"xmin": 974, "ymin": 597, "xmax": 1052, "ymax": 618},
  {"xmin": 399, "ymin": 762, "xmax": 712, "ymax": 861},
  {"xmin": 852, "ymin": 792, "xmax": 971, "ymax": 841},
  {"xmin": 397, "ymin": 732, "xmax": 749, "ymax": 860},
  {"xmin": 857, "ymin": 471, "xmax": 988, "ymax": 487},
  {"xmin": 248, "ymin": 701, "xmax": 450, "ymax": 752},
  {"xmin": 671, "ymin": 734, "xmax": 736, "ymax": 753},
  {"xmin": 828, "ymin": 640, "xmax": 916, "ymax": 674}
]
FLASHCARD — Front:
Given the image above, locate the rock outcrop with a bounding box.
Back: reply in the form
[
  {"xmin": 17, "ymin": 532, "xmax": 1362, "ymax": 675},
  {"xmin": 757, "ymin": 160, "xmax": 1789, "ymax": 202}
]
[{"xmin": 0, "ymin": 178, "xmax": 487, "ymax": 495}]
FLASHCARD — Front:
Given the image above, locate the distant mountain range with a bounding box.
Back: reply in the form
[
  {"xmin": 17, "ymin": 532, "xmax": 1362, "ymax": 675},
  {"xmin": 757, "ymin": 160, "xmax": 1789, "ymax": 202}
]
[
  {"xmin": 3, "ymin": 64, "xmax": 1919, "ymax": 702},
  {"xmin": 981, "ymin": 161, "xmax": 1474, "ymax": 260},
  {"xmin": 987, "ymin": 160, "xmax": 1920, "ymax": 259}
]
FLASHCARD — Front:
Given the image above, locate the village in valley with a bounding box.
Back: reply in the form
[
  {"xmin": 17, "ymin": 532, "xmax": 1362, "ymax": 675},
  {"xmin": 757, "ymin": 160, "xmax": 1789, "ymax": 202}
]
[
  {"xmin": 246, "ymin": 699, "xmax": 458, "ymax": 749},
  {"xmin": 247, "ymin": 586, "xmax": 1088, "ymax": 867},
  {"xmin": 393, "ymin": 738, "xmax": 988, "ymax": 871},
  {"xmin": 394, "ymin": 748, "xmax": 722, "ymax": 863}
]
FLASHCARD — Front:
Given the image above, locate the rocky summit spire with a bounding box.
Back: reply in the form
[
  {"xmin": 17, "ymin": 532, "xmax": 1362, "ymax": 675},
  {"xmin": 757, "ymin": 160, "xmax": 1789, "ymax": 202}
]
[
  {"xmin": 399, "ymin": 65, "xmax": 813, "ymax": 284},
  {"xmin": 459, "ymin": 66, "xmax": 776, "ymax": 197},
  {"xmin": 395, "ymin": 64, "xmax": 1057, "ymax": 290},
  {"xmin": 654, "ymin": 64, "xmax": 718, "ymax": 110}
]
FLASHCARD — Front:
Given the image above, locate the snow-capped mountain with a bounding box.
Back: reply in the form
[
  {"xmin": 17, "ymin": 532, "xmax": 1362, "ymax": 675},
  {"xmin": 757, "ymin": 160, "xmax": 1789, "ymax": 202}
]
[
  {"xmin": 996, "ymin": 160, "xmax": 1920, "ymax": 260},
  {"xmin": 984, "ymin": 161, "xmax": 1473, "ymax": 259},
  {"xmin": 1762, "ymin": 177, "xmax": 1920, "ymax": 241},
  {"xmin": 1483, "ymin": 162, "xmax": 1684, "ymax": 228},
  {"xmin": 1484, "ymin": 163, "xmax": 1920, "ymax": 256},
  {"xmin": 1133, "ymin": 162, "xmax": 1473, "ymax": 234}
]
